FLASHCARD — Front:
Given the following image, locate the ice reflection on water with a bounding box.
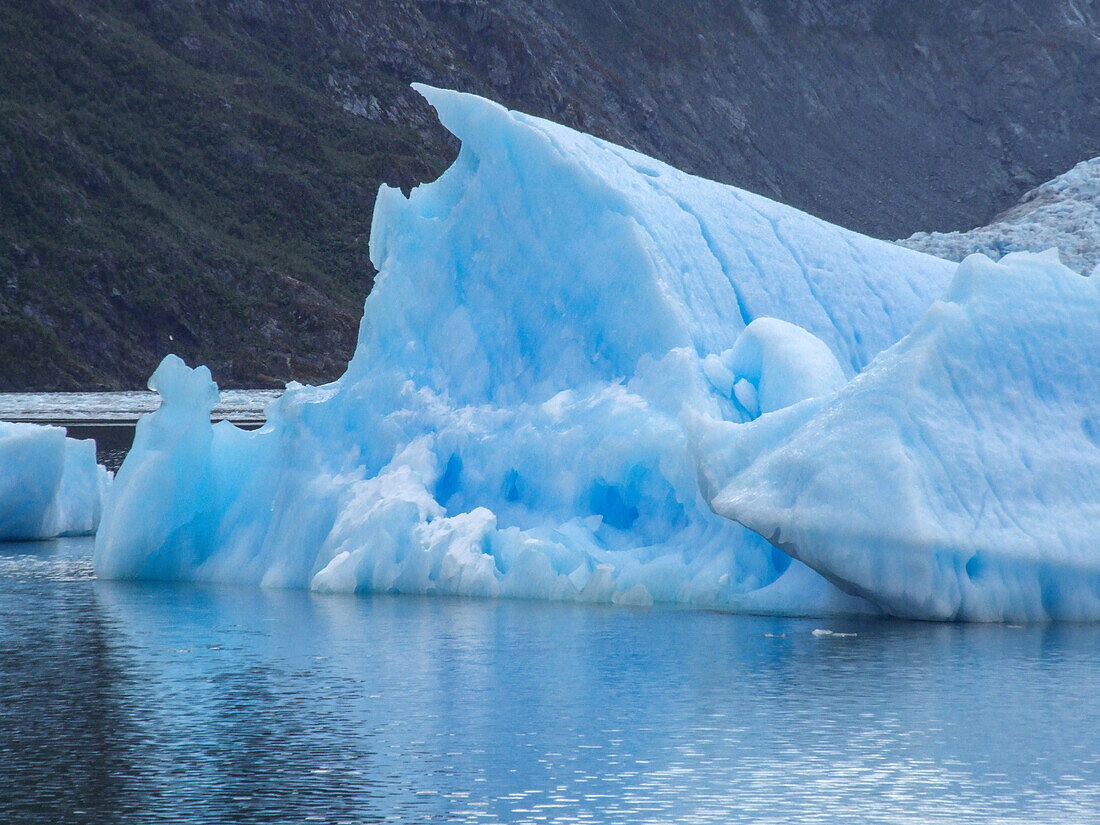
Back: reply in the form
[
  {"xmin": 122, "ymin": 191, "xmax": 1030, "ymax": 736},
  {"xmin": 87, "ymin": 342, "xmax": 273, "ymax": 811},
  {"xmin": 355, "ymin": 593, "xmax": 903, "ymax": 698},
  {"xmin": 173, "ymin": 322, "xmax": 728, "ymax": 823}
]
[{"xmin": 2, "ymin": 537, "xmax": 1099, "ymax": 824}]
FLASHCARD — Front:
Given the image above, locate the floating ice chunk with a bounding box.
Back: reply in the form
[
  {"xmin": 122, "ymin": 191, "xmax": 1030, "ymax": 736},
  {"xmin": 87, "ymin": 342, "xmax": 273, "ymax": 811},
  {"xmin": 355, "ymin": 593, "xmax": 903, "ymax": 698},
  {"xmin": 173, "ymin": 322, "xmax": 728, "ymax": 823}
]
[
  {"xmin": 94, "ymin": 86, "xmax": 953, "ymax": 615},
  {"xmin": 0, "ymin": 422, "xmax": 65, "ymax": 541},
  {"xmin": 702, "ymin": 251, "xmax": 1100, "ymax": 622},
  {"xmin": 0, "ymin": 421, "xmax": 109, "ymax": 540},
  {"xmin": 54, "ymin": 436, "xmax": 110, "ymax": 537}
]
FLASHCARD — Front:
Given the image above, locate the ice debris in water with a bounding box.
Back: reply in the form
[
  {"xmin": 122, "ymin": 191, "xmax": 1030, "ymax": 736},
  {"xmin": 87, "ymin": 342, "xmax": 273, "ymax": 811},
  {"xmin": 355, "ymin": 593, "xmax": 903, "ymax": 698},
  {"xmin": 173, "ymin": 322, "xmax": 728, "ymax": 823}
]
[
  {"xmin": 94, "ymin": 84, "xmax": 955, "ymax": 615},
  {"xmin": 700, "ymin": 250, "xmax": 1100, "ymax": 622},
  {"xmin": 0, "ymin": 421, "xmax": 110, "ymax": 541}
]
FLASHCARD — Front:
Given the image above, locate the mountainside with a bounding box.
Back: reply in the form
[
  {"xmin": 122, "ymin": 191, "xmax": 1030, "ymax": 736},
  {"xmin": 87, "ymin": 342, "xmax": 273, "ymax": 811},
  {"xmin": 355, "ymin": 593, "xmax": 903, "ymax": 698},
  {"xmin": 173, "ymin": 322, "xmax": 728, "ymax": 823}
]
[{"xmin": 3, "ymin": 0, "xmax": 1099, "ymax": 390}]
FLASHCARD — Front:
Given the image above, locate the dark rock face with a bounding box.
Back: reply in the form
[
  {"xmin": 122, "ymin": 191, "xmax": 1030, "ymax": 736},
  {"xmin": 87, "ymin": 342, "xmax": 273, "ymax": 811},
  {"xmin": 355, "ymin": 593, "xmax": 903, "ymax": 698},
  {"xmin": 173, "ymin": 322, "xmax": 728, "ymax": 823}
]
[{"xmin": 2, "ymin": 0, "xmax": 1099, "ymax": 389}]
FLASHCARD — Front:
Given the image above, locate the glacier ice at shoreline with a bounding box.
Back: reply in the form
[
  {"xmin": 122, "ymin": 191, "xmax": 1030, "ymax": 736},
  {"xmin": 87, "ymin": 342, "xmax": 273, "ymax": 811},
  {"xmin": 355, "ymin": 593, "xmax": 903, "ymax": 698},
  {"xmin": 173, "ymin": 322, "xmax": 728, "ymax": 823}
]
[
  {"xmin": 699, "ymin": 251, "xmax": 1100, "ymax": 622},
  {"xmin": 900, "ymin": 156, "xmax": 1100, "ymax": 276},
  {"xmin": 0, "ymin": 421, "xmax": 110, "ymax": 541},
  {"xmin": 94, "ymin": 84, "xmax": 956, "ymax": 615}
]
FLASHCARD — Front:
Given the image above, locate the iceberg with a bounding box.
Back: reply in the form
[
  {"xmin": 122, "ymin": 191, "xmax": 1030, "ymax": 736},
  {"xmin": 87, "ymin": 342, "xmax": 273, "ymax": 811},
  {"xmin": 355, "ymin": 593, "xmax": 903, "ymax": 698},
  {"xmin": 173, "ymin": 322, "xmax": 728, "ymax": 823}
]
[
  {"xmin": 700, "ymin": 251, "xmax": 1100, "ymax": 622},
  {"xmin": 95, "ymin": 85, "xmax": 954, "ymax": 614},
  {"xmin": 0, "ymin": 420, "xmax": 110, "ymax": 541}
]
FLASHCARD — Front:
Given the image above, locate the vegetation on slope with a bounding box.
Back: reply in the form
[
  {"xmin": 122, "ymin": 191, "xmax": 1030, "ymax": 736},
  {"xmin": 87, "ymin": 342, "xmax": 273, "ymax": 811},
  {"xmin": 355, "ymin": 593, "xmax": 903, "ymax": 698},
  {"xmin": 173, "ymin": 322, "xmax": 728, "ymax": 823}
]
[
  {"xmin": 2, "ymin": 0, "xmax": 1098, "ymax": 389},
  {"xmin": 0, "ymin": 0, "xmax": 449, "ymax": 388}
]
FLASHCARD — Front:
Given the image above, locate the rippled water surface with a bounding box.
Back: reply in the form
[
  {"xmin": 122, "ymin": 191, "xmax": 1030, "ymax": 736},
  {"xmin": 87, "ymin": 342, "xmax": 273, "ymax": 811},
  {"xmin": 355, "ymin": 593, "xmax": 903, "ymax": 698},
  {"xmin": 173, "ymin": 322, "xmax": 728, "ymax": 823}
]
[{"xmin": 3, "ymin": 538, "xmax": 1099, "ymax": 824}]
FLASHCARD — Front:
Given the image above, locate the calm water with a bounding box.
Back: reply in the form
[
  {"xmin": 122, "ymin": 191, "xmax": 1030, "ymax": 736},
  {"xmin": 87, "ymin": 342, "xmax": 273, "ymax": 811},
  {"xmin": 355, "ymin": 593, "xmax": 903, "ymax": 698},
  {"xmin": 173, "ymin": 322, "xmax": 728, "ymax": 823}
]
[
  {"xmin": 2, "ymin": 539, "xmax": 1099, "ymax": 824},
  {"xmin": 0, "ymin": 390, "xmax": 277, "ymax": 471}
]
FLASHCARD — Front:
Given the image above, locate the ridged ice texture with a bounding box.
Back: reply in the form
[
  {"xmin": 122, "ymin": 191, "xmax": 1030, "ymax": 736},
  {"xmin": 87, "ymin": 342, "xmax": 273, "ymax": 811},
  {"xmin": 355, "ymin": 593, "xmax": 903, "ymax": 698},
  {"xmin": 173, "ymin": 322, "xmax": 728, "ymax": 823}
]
[
  {"xmin": 0, "ymin": 421, "xmax": 109, "ymax": 541},
  {"xmin": 701, "ymin": 251, "xmax": 1100, "ymax": 622},
  {"xmin": 95, "ymin": 86, "xmax": 953, "ymax": 614}
]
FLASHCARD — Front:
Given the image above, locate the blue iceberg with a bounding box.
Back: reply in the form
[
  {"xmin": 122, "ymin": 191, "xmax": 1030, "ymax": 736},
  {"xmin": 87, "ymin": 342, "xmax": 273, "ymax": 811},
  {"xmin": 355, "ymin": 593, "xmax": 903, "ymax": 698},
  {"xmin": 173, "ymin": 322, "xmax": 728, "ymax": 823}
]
[
  {"xmin": 94, "ymin": 86, "xmax": 955, "ymax": 614},
  {"xmin": 700, "ymin": 251, "xmax": 1100, "ymax": 621},
  {"xmin": 97, "ymin": 88, "xmax": 1100, "ymax": 622},
  {"xmin": 1, "ymin": 421, "xmax": 109, "ymax": 541}
]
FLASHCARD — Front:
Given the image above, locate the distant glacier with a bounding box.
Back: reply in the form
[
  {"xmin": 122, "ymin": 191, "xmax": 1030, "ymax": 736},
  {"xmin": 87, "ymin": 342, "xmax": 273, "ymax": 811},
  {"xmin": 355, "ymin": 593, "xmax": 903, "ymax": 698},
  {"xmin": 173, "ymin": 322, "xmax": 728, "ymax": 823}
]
[{"xmin": 900, "ymin": 156, "xmax": 1100, "ymax": 276}]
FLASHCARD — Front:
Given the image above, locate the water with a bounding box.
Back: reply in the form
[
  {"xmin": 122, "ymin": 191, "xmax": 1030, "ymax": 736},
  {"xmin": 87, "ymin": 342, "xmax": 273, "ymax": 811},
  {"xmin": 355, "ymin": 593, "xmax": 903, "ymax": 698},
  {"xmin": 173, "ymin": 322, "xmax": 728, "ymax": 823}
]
[
  {"xmin": 0, "ymin": 390, "xmax": 277, "ymax": 471},
  {"xmin": 3, "ymin": 539, "xmax": 1099, "ymax": 824},
  {"xmin": 0, "ymin": 390, "xmax": 279, "ymax": 424}
]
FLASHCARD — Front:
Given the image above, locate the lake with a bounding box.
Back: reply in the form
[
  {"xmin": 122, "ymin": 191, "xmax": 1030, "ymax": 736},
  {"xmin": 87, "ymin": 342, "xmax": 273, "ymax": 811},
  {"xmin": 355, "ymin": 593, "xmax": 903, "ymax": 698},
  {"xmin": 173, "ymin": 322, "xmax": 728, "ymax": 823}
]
[
  {"xmin": 0, "ymin": 390, "xmax": 278, "ymax": 471},
  {"xmin": 3, "ymin": 392, "xmax": 1100, "ymax": 823},
  {"xmin": 2, "ymin": 537, "xmax": 1099, "ymax": 824}
]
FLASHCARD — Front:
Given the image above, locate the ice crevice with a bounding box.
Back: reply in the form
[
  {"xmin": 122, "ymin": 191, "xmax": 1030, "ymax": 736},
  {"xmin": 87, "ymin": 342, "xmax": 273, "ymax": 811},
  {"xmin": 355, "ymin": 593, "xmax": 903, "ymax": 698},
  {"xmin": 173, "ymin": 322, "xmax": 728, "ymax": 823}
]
[{"xmin": 613, "ymin": 151, "xmax": 752, "ymax": 333}]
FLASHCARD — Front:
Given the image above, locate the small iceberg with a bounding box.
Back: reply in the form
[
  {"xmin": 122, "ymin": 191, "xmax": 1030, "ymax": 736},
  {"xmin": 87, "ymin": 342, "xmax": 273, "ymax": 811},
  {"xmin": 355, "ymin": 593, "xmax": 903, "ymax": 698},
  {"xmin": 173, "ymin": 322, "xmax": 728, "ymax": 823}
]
[
  {"xmin": 0, "ymin": 420, "xmax": 110, "ymax": 540},
  {"xmin": 811, "ymin": 629, "xmax": 857, "ymax": 639}
]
